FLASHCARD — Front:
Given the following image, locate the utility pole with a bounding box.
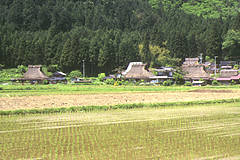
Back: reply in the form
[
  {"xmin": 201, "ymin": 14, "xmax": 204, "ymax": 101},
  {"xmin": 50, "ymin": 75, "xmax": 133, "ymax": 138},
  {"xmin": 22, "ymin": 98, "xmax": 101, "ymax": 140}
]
[
  {"xmin": 214, "ymin": 56, "xmax": 217, "ymax": 77},
  {"xmin": 199, "ymin": 53, "xmax": 203, "ymax": 64},
  {"xmin": 82, "ymin": 60, "xmax": 85, "ymax": 78}
]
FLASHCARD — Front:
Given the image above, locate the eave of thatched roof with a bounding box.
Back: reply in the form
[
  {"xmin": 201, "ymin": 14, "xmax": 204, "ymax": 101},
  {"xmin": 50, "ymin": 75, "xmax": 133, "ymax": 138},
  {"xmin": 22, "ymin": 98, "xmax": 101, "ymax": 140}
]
[{"xmin": 123, "ymin": 62, "xmax": 154, "ymax": 80}]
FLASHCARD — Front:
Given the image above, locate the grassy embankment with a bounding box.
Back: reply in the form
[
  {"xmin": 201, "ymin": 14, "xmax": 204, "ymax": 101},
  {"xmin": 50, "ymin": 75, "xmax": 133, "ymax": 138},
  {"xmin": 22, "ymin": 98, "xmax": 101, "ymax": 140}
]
[{"xmin": 0, "ymin": 103, "xmax": 240, "ymax": 159}]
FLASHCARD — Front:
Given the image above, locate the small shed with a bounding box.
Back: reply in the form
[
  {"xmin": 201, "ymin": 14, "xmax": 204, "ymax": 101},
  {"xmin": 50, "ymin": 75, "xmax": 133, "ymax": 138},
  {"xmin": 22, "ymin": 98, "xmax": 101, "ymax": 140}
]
[
  {"xmin": 154, "ymin": 67, "xmax": 174, "ymax": 77},
  {"xmin": 48, "ymin": 71, "xmax": 67, "ymax": 84},
  {"xmin": 150, "ymin": 67, "xmax": 174, "ymax": 84},
  {"xmin": 52, "ymin": 71, "xmax": 66, "ymax": 77}
]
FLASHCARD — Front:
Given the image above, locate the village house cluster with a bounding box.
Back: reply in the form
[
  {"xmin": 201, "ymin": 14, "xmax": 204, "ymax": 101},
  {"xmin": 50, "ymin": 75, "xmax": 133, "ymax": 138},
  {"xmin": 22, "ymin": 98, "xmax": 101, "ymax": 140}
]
[
  {"xmin": 11, "ymin": 58, "xmax": 240, "ymax": 86},
  {"xmin": 120, "ymin": 58, "xmax": 240, "ymax": 85}
]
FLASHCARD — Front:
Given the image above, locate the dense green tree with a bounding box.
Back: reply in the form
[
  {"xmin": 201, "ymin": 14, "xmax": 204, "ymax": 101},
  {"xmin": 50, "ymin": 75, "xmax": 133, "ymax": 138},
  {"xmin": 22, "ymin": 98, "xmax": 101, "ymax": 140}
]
[
  {"xmin": 222, "ymin": 29, "xmax": 240, "ymax": 60},
  {"xmin": 0, "ymin": 0, "xmax": 239, "ymax": 75},
  {"xmin": 205, "ymin": 23, "xmax": 223, "ymax": 59},
  {"xmin": 168, "ymin": 31, "xmax": 188, "ymax": 59},
  {"xmin": 68, "ymin": 70, "xmax": 82, "ymax": 78},
  {"xmin": 8, "ymin": 1, "xmax": 24, "ymax": 30},
  {"xmin": 60, "ymin": 39, "xmax": 76, "ymax": 72},
  {"xmin": 37, "ymin": 7, "xmax": 51, "ymax": 30},
  {"xmin": 98, "ymin": 31, "xmax": 115, "ymax": 73},
  {"xmin": 118, "ymin": 32, "xmax": 140, "ymax": 67}
]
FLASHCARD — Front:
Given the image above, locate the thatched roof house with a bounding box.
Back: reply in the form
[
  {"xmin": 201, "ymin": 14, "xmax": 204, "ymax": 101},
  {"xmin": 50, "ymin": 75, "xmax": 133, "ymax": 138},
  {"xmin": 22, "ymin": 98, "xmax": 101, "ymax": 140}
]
[
  {"xmin": 122, "ymin": 62, "xmax": 154, "ymax": 80},
  {"xmin": 182, "ymin": 58, "xmax": 211, "ymax": 80},
  {"xmin": 216, "ymin": 70, "xmax": 239, "ymax": 84},
  {"xmin": 219, "ymin": 70, "xmax": 238, "ymax": 78},
  {"xmin": 23, "ymin": 65, "xmax": 48, "ymax": 80}
]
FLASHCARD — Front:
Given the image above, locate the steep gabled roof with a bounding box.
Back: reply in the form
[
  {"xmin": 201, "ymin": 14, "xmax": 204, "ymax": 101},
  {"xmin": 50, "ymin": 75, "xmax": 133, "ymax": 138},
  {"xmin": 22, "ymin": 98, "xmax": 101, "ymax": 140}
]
[
  {"xmin": 123, "ymin": 62, "xmax": 154, "ymax": 80},
  {"xmin": 182, "ymin": 57, "xmax": 211, "ymax": 80},
  {"xmin": 182, "ymin": 65, "xmax": 210, "ymax": 80},
  {"xmin": 23, "ymin": 65, "xmax": 48, "ymax": 80}
]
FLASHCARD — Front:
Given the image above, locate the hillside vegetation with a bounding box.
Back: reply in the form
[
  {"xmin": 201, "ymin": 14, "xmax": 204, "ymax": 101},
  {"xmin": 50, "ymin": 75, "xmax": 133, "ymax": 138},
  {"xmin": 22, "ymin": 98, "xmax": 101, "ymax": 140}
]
[
  {"xmin": 150, "ymin": 0, "xmax": 240, "ymax": 18},
  {"xmin": 0, "ymin": 0, "xmax": 240, "ymax": 75}
]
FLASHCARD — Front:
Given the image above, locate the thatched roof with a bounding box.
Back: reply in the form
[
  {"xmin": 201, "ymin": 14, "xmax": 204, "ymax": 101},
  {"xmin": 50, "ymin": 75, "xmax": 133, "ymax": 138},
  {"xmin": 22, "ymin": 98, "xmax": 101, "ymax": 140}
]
[
  {"xmin": 23, "ymin": 65, "xmax": 48, "ymax": 80},
  {"xmin": 182, "ymin": 65, "xmax": 210, "ymax": 80},
  {"xmin": 181, "ymin": 57, "xmax": 210, "ymax": 80},
  {"xmin": 183, "ymin": 58, "xmax": 199, "ymax": 65},
  {"xmin": 219, "ymin": 70, "xmax": 238, "ymax": 78},
  {"xmin": 123, "ymin": 62, "xmax": 154, "ymax": 80}
]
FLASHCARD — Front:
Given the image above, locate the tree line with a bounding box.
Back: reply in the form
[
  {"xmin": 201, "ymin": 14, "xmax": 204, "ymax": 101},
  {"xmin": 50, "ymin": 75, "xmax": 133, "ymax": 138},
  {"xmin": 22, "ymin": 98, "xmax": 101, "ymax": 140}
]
[{"xmin": 0, "ymin": 0, "xmax": 239, "ymax": 76}]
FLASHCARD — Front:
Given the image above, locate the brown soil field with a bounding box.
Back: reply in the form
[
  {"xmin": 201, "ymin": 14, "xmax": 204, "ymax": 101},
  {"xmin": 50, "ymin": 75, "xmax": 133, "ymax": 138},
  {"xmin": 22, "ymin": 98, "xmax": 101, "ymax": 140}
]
[{"xmin": 0, "ymin": 90, "xmax": 239, "ymax": 111}]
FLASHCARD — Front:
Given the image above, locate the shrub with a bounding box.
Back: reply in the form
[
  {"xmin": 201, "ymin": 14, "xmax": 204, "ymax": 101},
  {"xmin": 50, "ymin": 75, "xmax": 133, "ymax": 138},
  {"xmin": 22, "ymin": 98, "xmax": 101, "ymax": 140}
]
[
  {"xmin": 184, "ymin": 81, "xmax": 192, "ymax": 86},
  {"xmin": 16, "ymin": 65, "xmax": 28, "ymax": 74},
  {"xmin": 42, "ymin": 66, "xmax": 52, "ymax": 77},
  {"xmin": 48, "ymin": 65, "xmax": 59, "ymax": 73},
  {"xmin": 126, "ymin": 81, "xmax": 135, "ymax": 86},
  {"xmin": 98, "ymin": 73, "xmax": 106, "ymax": 81},
  {"xmin": 105, "ymin": 78, "xmax": 115, "ymax": 85},
  {"xmin": 117, "ymin": 80, "xmax": 123, "ymax": 86},
  {"xmin": 0, "ymin": 64, "xmax": 5, "ymax": 70},
  {"xmin": 68, "ymin": 70, "xmax": 82, "ymax": 78},
  {"xmin": 43, "ymin": 80, "xmax": 49, "ymax": 85},
  {"xmin": 92, "ymin": 80, "xmax": 105, "ymax": 85},
  {"xmin": 212, "ymin": 80, "xmax": 220, "ymax": 86},
  {"xmin": 163, "ymin": 80, "xmax": 173, "ymax": 86},
  {"xmin": 114, "ymin": 81, "xmax": 119, "ymax": 86},
  {"xmin": 233, "ymin": 64, "xmax": 239, "ymax": 70},
  {"xmin": 231, "ymin": 80, "xmax": 236, "ymax": 85},
  {"xmin": 136, "ymin": 80, "xmax": 144, "ymax": 86},
  {"xmin": 173, "ymin": 72, "xmax": 184, "ymax": 85},
  {"xmin": 122, "ymin": 80, "xmax": 130, "ymax": 85}
]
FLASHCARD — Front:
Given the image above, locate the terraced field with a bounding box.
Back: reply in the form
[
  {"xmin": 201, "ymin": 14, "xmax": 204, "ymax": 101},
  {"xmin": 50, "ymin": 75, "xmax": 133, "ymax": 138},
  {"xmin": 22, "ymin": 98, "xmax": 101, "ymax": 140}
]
[{"xmin": 1, "ymin": 103, "xmax": 240, "ymax": 159}]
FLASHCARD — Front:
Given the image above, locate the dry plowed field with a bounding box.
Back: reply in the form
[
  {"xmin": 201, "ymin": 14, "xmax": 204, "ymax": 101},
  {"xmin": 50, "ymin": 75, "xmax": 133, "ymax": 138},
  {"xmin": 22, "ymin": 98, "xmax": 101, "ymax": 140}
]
[{"xmin": 0, "ymin": 89, "xmax": 239, "ymax": 110}]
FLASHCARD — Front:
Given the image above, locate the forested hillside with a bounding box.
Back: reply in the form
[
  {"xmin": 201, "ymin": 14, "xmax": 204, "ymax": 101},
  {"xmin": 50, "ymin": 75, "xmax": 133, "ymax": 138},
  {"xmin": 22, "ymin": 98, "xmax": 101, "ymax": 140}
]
[{"xmin": 0, "ymin": 0, "xmax": 240, "ymax": 75}]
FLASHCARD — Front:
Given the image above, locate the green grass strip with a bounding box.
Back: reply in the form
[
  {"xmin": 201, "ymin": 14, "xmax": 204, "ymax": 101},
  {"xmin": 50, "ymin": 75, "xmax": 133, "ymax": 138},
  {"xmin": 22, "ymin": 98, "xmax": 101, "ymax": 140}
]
[{"xmin": 1, "ymin": 98, "xmax": 240, "ymax": 116}]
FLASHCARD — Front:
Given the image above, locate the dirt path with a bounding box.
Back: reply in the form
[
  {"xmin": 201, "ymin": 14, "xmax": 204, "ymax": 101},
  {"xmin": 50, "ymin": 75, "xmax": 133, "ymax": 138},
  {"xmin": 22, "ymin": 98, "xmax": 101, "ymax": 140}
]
[{"xmin": 0, "ymin": 90, "xmax": 239, "ymax": 110}]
